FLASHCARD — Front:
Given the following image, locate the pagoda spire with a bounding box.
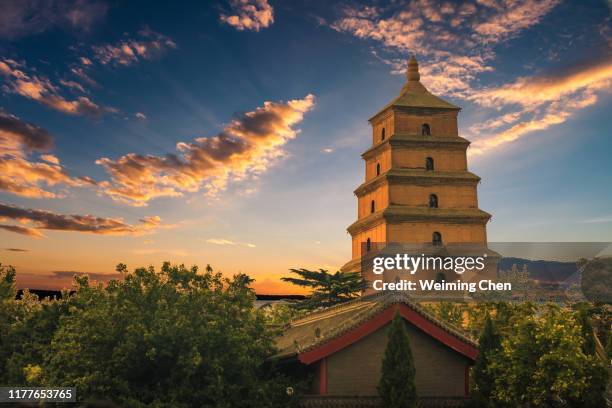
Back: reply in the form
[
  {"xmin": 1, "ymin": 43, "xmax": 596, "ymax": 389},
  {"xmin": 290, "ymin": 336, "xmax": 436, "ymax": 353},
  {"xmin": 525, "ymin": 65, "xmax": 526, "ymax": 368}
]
[{"xmin": 406, "ymin": 55, "xmax": 420, "ymax": 82}]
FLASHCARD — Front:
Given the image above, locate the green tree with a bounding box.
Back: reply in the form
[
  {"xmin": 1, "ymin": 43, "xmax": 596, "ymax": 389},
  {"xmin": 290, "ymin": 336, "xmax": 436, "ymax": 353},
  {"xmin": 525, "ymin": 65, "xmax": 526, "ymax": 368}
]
[
  {"xmin": 576, "ymin": 304, "xmax": 596, "ymax": 355},
  {"xmin": 42, "ymin": 262, "xmax": 295, "ymax": 407},
  {"xmin": 488, "ymin": 305, "xmax": 607, "ymax": 407},
  {"xmin": 281, "ymin": 269, "xmax": 366, "ymax": 310},
  {"xmin": 472, "ymin": 315, "xmax": 501, "ymax": 406},
  {"xmin": 378, "ymin": 311, "xmax": 417, "ymax": 408},
  {"xmin": 570, "ymin": 305, "xmax": 608, "ymax": 408}
]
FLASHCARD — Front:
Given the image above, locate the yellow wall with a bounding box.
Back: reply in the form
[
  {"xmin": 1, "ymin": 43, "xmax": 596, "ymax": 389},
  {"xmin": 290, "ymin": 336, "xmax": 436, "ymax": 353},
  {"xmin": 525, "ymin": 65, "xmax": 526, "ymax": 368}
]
[
  {"xmin": 357, "ymin": 187, "xmax": 389, "ymax": 218},
  {"xmin": 365, "ymin": 148, "xmax": 392, "ymax": 181},
  {"xmin": 387, "ymin": 222, "xmax": 487, "ymax": 244},
  {"xmin": 392, "ymin": 147, "xmax": 467, "ymax": 171},
  {"xmin": 351, "ymin": 223, "xmax": 386, "ymax": 258},
  {"xmin": 372, "ymin": 112, "xmax": 394, "ymax": 144},
  {"xmin": 389, "ymin": 184, "xmax": 478, "ymax": 208},
  {"xmin": 394, "ymin": 111, "xmax": 458, "ymax": 136}
]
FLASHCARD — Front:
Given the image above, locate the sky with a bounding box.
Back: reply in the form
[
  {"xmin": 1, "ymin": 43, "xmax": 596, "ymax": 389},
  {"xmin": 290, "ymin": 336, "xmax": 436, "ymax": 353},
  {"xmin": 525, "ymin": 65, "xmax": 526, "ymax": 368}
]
[{"xmin": 0, "ymin": 0, "xmax": 611, "ymax": 294}]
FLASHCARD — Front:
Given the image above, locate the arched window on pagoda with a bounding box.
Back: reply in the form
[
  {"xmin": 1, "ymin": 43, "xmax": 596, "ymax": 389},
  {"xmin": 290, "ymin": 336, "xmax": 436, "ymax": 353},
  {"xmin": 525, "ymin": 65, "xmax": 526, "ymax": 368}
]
[
  {"xmin": 432, "ymin": 232, "xmax": 442, "ymax": 246},
  {"xmin": 421, "ymin": 123, "xmax": 431, "ymax": 136},
  {"xmin": 376, "ymin": 163, "xmax": 381, "ymax": 176},
  {"xmin": 381, "ymin": 127, "xmax": 386, "ymax": 141},
  {"xmin": 371, "ymin": 200, "xmax": 375, "ymax": 213},
  {"xmin": 429, "ymin": 194, "xmax": 438, "ymax": 208},
  {"xmin": 435, "ymin": 272, "xmax": 446, "ymax": 283},
  {"xmin": 366, "ymin": 238, "xmax": 371, "ymax": 252},
  {"xmin": 426, "ymin": 157, "xmax": 434, "ymax": 171}
]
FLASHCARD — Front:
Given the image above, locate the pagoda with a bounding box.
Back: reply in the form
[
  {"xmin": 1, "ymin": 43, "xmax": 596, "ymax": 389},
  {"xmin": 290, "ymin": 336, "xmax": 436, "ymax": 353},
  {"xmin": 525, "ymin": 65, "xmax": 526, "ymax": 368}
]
[{"xmin": 341, "ymin": 56, "xmax": 492, "ymax": 284}]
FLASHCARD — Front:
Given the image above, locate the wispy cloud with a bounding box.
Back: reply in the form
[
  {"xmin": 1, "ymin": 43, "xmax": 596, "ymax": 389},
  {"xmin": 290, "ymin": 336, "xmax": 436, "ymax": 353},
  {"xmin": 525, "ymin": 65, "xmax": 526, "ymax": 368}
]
[
  {"xmin": 0, "ymin": 110, "xmax": 96, "ymax": 198},
  {"xmin": 96, "ymin": 94, "xmax": 315, "ymax": 206},
  {"xmin": 4, "ymin": 248, "xmax": 29, "ymax": 252},
  {"xmin": 0, "ymin": 0, "xmax": 108, "ymax": 40},
  {"xmin": 331, "ymin": 0, "xmax": 559, "ymax": 98},
  {"xmin": 90, "ymin": 28, "xmax": 177, "ymax": 66},
  {"xmin": 330, "ymin": 0, "xmax": 611, "ymax": 154},
  {"xmin": 0, "ymin": 224, "xmax": 44, "ymax": 238},
  {"xmin": 220, "ymin": 0, "xmax": 274, "ymax": 32},
  {"xmin": 206, "ymin": 238, "xmax": 256, "ymax": 248},
  {"xmin": 467, "ymin": 59, "xmax": 612, "ymax": 154},
  {"xmin": 0, "ymin": 202, "xmax": 163, "ymax": 237},
  {"xmin": 0, "ymin": 59, "xmax": 113, "ymax": 116}
]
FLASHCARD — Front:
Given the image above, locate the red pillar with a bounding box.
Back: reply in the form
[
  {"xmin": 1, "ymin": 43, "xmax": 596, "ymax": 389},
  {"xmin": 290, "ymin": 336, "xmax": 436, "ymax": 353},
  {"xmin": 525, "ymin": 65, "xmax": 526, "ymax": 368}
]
[{"xmin": 319, "ymin": 358, "xmax": 327, "ymax": 394}]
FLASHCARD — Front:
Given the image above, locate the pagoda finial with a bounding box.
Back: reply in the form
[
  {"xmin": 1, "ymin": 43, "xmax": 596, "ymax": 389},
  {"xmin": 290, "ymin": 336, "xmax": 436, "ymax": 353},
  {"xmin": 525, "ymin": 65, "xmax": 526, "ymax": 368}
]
[{"xmin": 406, "ymin": 55, "xmax": 420, "ymax": 82}]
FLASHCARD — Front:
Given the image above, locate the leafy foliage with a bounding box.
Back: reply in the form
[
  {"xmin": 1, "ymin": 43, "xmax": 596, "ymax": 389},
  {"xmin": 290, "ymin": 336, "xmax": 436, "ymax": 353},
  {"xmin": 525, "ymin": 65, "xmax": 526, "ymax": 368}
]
[
  {"xmin": 487, "ymin": 304, "xmax": 608, "ymax": 407},
  {"xmin": 281, "ymin": 268, "xmax": 366, "ymax": 310},
  {"xmin": 1, "ymin": 262, "xmax": 298, "ymax": 407},
  {"xmin": 378, "ymin": 311, "xmax": 417, "ymax": 408}
]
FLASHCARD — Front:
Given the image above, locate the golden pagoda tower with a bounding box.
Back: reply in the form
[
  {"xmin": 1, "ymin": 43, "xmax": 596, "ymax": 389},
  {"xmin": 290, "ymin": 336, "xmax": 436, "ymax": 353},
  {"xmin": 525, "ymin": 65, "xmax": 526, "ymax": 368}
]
[{"xmin": 341, "ymin": 56, "xmax": 492, "ymax": 284}]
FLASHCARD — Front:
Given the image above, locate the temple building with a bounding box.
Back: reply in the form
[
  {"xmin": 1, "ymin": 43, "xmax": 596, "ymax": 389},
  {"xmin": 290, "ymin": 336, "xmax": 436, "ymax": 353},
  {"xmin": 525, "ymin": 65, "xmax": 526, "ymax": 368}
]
[
  {"xmin": 341, "ymin": 56, "xmax": 493, "ymax": 287},
  {"xmin": 274, "ymin": 57, "xmax": 488, "ymax": 407}
]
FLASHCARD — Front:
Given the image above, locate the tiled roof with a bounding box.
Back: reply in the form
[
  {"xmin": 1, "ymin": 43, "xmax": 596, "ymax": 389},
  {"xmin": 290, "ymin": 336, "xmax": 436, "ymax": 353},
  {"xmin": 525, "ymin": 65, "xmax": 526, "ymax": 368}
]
[
  {"xmin": 273, "ymin": 291, "xmax": 477, "ymax": 360},
  {"xmin": 369, "ymin": 80, "xmax": 459, "ymax": 121}
]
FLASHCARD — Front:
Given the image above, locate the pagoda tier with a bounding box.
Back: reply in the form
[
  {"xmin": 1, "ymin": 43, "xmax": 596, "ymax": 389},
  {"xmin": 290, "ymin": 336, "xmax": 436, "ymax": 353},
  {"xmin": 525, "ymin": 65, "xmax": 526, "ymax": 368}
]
[{"xmin": 342, "ymin": 56, "xmax": 492, "ymax": 273}]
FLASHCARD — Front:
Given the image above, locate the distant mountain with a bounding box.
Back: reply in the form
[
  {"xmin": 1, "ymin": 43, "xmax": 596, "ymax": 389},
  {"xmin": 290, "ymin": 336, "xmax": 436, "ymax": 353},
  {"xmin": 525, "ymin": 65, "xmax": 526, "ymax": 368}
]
[
  {"xmin": 498, "ymin": 257, "xmax": 578, "ymax": 283},
  {"xmin": 17, "ymin": 289, "xmax": 305, "ymax": 301}
]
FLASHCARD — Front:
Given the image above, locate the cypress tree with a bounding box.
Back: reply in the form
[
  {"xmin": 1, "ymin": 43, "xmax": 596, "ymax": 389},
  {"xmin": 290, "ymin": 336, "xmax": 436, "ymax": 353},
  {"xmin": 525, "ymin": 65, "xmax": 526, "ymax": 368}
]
[
  {"xmin": 378, "ymin": 311, "xmax": 417, "ymax": 408},
  {"xmin": 472, "ymin": 315, "xmax": 501, "ymax": 406}
]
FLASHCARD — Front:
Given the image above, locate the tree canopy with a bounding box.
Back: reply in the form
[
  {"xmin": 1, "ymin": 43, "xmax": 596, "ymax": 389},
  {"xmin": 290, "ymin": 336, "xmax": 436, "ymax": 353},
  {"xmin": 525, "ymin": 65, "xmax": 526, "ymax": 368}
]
[
  {"xmin": 0, "ymin": 262, "xmax": 298, "ymax": 407},
  {"xmin": 281, "ymin": 268, "xmax": 366, "ymax": 310}
]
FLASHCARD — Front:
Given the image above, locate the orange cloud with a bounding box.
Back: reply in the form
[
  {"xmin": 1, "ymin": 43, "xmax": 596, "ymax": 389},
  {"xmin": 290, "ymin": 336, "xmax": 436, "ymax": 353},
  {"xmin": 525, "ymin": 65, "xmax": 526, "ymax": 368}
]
[
  {"xmin": 0, "ymin": 111, "xmax": 96, "ymax": 198},
  {"xmin": 97, "ymin": 94, "xmax": 315, "ymax": 206},
  {"xmin": 220, "ymin": 0, "xmax": 274, "ymax": 31},
  {"xmin": 331, "ymin": 1, "xmax": 612, "ymax": 155},
  {"xmin": 0, "ymin": 59, "xmax": 113, "ymax": 116},
  {"xmin": 0, "ymin": 202, "xmax": 163, "ymax": 237},
  {"xmin": 468, "ymin": 59, "xmax": 612, "ymax": 155}
]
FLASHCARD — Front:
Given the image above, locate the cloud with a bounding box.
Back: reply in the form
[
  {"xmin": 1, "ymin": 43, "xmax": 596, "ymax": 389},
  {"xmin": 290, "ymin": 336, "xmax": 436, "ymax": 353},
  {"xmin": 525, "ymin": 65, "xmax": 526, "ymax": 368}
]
[
  {"xmin": 135, "ymin": 112, "xmax": 147, "ymax": 120},
  {"xmin": 331, "ymin": 0, "xmax": 559, "ymax": 97},
  {"xmin": 330, "ymin": 0, "xmax": 612, "ymax": 154},
  {"xmin": 0, "ymin": 202, "xmax": 163, "ymax": 237},
  {"xmin": 0, "ymin": 224, "xmax": 44, "ymax": 238},
  {"xmin": 321, "ymin": 148, "xmax": 334, "ymax": 153},
  {"xmin": 0, "ymin": 59, "xmax": 113, "ymax": 116},
  {"xmin": 206, "ymin": 238, "xmax": 256, "ymax": 248},
  {"xmin": 467, "ymin": 59, "xmax": 612, "ymax": 154},
  {"xmin": 97, "ymin": 94, "xmax": 315, "ymax": 206},
  {"xmin": 0, "ymin": 111, "xmax": 96, "ymax": 198},
  {"xmin": 0, "ymin": 0, "xmax": 107, "ymax": 40},
  {"xmin": 220, "ymin": 0, "xmax": 274, "ymax": 31},
  {"xmin": 91, "ymin": 28, "xmax": 177, "ymax": 66},
  {"xmin": 4, "ymin": 248, "xmax": 29, "ymax": 252},
  {"xmin": 0, "ymin": 109, "xmax": 54, "ymax": 155}
]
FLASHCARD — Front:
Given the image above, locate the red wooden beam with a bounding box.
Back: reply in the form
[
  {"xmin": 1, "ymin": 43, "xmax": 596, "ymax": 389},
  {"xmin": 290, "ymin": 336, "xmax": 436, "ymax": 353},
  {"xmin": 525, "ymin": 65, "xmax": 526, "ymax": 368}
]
[{"xmin": 298, "ymin": 303, "xmax": 478, "ymax": 364}]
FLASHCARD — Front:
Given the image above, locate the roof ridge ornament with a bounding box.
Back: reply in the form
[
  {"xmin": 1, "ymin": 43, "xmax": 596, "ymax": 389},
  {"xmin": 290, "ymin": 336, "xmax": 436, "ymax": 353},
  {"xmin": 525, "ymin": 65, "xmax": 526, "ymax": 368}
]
[{"xmin": 406, "ymin": 54, "xmax": 420, "ymax": 82}]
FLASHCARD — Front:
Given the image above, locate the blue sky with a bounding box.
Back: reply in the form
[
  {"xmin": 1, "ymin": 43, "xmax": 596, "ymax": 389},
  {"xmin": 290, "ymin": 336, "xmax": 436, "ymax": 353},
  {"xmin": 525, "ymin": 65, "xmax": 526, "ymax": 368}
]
[{"xmin": 0, "ymin": 0, "xmax": 611, "ymax": 292}]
